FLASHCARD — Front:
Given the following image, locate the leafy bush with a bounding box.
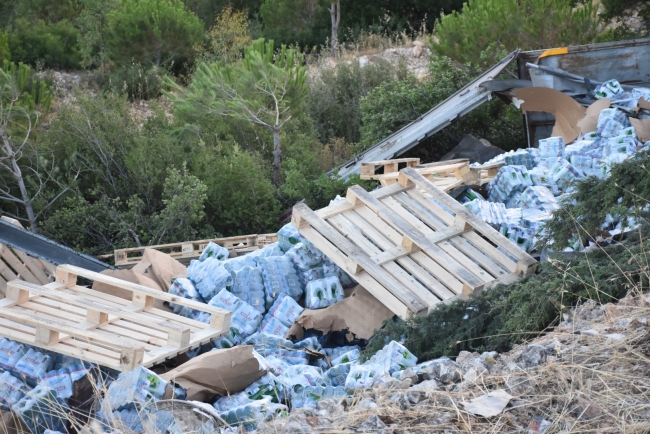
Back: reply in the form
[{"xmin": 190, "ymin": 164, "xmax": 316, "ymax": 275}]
[
  {"xmin": 7, "ymin": 18, "xmax": 81, "ymax": 69},
  {"xmin": 364, "ymin": 237, "xmax": 639, "ymax": 361},
  {"xmin": 192, "ymin": 144, "xmax": 281, "ymax": 236},
  {"xmin": 432, "ymin": 0, "xmax": 603, "ymax": 64},
  {"xmin": 199, "ymin": 5, "xmax": 252, "ymax": 63},
  {"xmin": 105, "ymin": 0, "xmax": 204, "ymax": 67},
  {"xmin": 104, "ymin": 63, "xmax": 165, "ymax": 100},
  {"xmin": 308, "ymin": 57, "xmax": 407, "ymax": 145}
]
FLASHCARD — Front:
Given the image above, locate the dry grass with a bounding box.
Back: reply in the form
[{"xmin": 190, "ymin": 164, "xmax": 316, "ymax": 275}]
[{"xmin": 257, "ymin": 294, "xmax": 650, "ymax": 433}]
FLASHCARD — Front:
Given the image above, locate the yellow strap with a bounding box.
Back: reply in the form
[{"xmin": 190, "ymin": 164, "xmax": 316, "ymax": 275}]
[{"xmin": 538, "ymin": 47, "xmax": 568, "ymax": 58}]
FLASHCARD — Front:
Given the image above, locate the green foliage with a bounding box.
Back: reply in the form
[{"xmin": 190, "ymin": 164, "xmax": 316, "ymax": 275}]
[
  {"xmin": 0, "ymin": 32, "xmax": 10, "ymax": 65},
  {"xmin": 12, "ymin": 0, "xmax": 83, "ymax": 23},
  {"xmin": 199, "ymin": 5, "xmax": 252, "ymax": 63},
  {"xmin": 364, "ymin": 239, "xmax": 639, "ymax": 361},
  {"xmin": 105, "ymin": 0, "xmax": 204, "ymax": 66},
  {"xmin": 193, "ymin": 145, "xmax": 281, "ymax": 235},
  {"xmin": 40, "ymin": 92, "xmax": 213, "ymax": 253},
  {"xmin": 260, "ymin": 0, "xmax": 326, "ymax": 46},
  {"xmin": 166, "ymin": 38, "xmax": 308, "ymax": 185},
  {"xmin": 308, "ymin": 57, "xmax": 407, "ymax": 144},
  {"xmin": 542, "ymin": 152, "xmax": 650, "ymax": 251},
  {"xmin": 600, "ymin": 0, "xmax": 650, "ymax": 37},
  {"xmin": 75, "ymin": 0, "xmax": 117, "ymax": 70},
  {"xmin": 104, "ymin": 63, "xmax": 165, "ymax": 100},
  {"xmin": 432, "ymin": 0, "xmax": 602, "ymax": 64},
  {"xmin": 359, "ymin": 55, "xmax": 524, "ymax": 158},
  {"xmin": 7, "ymin": 18, "xmax": 81, "ymax": 70},
  {"xmin": 1, "ymin": 60, "xmax": 52, "ymax": 113}
]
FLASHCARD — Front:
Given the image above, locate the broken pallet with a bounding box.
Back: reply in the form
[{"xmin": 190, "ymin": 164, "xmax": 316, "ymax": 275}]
[
  {"xmin": 0, "ymin": 264, "xmax": 231, "ymax": 371},
  {"xmin": 361, "ymin": 158, "xmax": 504, "ymax": 190},
  {"xmin": 292, "ymin": 167, "xmax": 537, "ymax": 318},
  {"xmin": 114, "ymin": 233, "xmax": 278, "ymax": 268}
]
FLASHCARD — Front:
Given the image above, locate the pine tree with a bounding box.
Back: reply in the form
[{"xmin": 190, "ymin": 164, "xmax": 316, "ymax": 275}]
[{"xmin": 165, "ymin": 39, "xmax": 307, "ymax": 187}]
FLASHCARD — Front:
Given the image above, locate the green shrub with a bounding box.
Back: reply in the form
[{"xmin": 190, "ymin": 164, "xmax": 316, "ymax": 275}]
[
  {"xmin": 308, "ymin": 57, "xmax": 407, "ymax": 145},
  {"xmin": 7, "ymin": 18, "xmax": 81, "ymax": 70},
  {"xmin": 0, "ymin": 32, "xmax": 10, "ymax": 65},
  {"xmin": 432, "ymin": 0, "xmax": 602, "ymax": 64},
  {"xmin": 104, "ymin": 64, "xmax": 165, "ymax": 100},
  {"xmin": 364, "ymin": 237, "xmax": 639, "ymax": 362}
]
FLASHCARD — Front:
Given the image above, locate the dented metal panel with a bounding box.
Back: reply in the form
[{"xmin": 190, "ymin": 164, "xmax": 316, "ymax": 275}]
[
  {"xmin": 518, "ymin": 39, "xmax": 650, "ymax": 144},
  {"xmin": 332, "ymin": 50, "xmax": 519, "ymax": 179}
]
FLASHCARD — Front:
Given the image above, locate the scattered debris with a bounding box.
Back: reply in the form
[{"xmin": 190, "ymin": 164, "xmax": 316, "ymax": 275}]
[{"xmin": 462, "ymin": 389, "xmax": 513, "ymax": 418}]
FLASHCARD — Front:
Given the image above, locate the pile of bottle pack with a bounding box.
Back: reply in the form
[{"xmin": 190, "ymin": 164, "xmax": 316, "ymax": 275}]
[{"xmin": 464, "ymin": 81, "xmax": 650, "ymax": 252}]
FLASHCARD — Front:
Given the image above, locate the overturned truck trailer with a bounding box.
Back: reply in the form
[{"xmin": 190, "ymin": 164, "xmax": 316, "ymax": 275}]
[{"xmin": 333, "ymin": 38, "xmax": 650, "ymax": 179}]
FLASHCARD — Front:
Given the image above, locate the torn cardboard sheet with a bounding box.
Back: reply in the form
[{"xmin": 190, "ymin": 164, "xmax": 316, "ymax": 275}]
[
  {"xmin": 462, "ymin": 389, "xmax": 513, "ymax": 418},
  {"xmin": 161, "ymin": 346, "xmax": 266, "ymax": 402},
  {"xmin": 577, "ymin": 98, "xmax": 611, "ymax": 135},
  {"xmin": 134, "ymin": 248, "xmax": 187, "ymax": 290},
  {"xmin": 0, "ymin": 410, "xmax": 30, "ymax": 434},
  {"xmin": 514, "ymin": 87, "xmax": 586, "ymax": 144},
  {"xmin": 286, "ymin": 285, "xmax": 394, "ymax": 342},
  {"xmin": 630, "ymin": 118, "xmax": 650, "ymax": 142},
  {"xmin": 92, "ymin": 269, "xmax": 170, "ymax": 311},
  {"xmin": 637, "ymin": 97, "xmax": 650, "ymax": 112}
]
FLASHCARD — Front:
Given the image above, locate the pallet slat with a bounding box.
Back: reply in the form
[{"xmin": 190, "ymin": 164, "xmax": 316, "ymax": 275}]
[{"xmin": 292, "ymin": 167, "xmax": 537, "ymax": 318}]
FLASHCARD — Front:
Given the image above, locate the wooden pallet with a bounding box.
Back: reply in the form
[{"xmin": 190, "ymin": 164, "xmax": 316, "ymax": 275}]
[
  {"xmin": 360, "ymin": 158, "xmax": 421, "ymax": 179},
  {"xmin": 292, "ymin": 167, "xmax": 537, "ymax": 318},
  {"xmin": 0, "ymin": 217, "xmax": 55, "ymax": 296},
  {"xmin": 114, "ymin": 233, "xmax": 279, "ymax": 268},
  {"xmin": 0, "ymin": 264, "xmax": 231, "ymax": 371},
  {"xmin": 361, "ymin": 158, "xmax": 504, "ymax": 191}
]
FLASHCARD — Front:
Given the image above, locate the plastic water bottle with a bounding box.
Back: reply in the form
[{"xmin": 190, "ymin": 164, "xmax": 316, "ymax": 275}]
[
  {"xmin": 0, "ymin": 371, "xmax": 27, "ymax": 409},
  {"xmin": 14, "ymin": 349, "xmax": 52, "ymax": 386},
  {"xmin": 0, "ymin": 339, "xmax": 26, "ymax": 371}
]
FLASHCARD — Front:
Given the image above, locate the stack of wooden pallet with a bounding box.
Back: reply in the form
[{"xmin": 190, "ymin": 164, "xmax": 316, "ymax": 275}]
[
  {"xmin": 0, "ymin": 264, "xmax": 231, "ymax": 371},
  {"xmin": 360, "ymin": 158, "xmax": 504, "ymax": 191},
  {"xmin": 114, "ymin": 233, "xmax": 278, "ymax": 268},
  {"xmin": 292, "ymin": 167, "xmax": 536, "ymax": 318}
]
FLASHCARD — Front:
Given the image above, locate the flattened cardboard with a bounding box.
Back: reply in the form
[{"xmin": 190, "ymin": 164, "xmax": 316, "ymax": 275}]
[
  {"xmin": 630, "ymin": 118, "xmax": 650, "ymax": 142},
  {"xmin": 136, "ymin": 249, "xmax": 187, "ymax": 290},
  {"xmin": 638, "ymin": 97, "xmax": 650, "ymax": 112},
  {"xmin": 0, "ymin": 410, "xmax": 30, "ymax": 434},
  {"xmin": 577, "ymin": 98, "xmax": 611, "ymax": 135},
  {"xmin": 92, "ymin": 269, "xmax": 169, "ymax": 310},
  {"xmin": 515, "ymin": 87, "xmax": 586, "ymax": 143},
  {"xmin": 160, "ymin": 346, "xmax": 266, "ymax": 402},
  {"xmin": 286, "ymin": 285, "xmax": 394, "ymax": 341}
]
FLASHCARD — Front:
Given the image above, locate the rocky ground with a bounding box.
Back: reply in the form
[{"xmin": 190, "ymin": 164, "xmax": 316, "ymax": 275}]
[{"xmin": 258, "ymin": 292, "xmax": 650, "ymax": 433}]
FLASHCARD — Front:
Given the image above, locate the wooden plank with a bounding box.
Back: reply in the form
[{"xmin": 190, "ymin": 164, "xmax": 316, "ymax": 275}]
[
  {"xmin": 328, "ymin": 214, "xmax": 442, "ymax": 308},
  {"xmin": 293, "ymin": 203, "xmax": 427, "ymax": 315},
  {"xmin": 56, "ymin": 264, "xmax": 232, "ymax": 331},
  {"xmin": 11, "ymin": 249, "xmax": 50, "ymax": 285},
  {"xmin": 345, "ymin": 209, "xmax": 460, "ymax": 298},
  {"xmin": 0, "ymin": 258, "xmax": 18, "ymax": 284},
  {"xmin": 0, "ymin": 306, "xmax": 144, "ymax": 370},
  {"xmin": 8, "ymin": 280, "xmax": 191, "ymax": 347},
  {"xmin": 348, "ymin": 186, "xmax": 487, "ymax": 291},
  {"xmin": 399, "ymin": 168, "xmax": 537, "ymax": 277},
  {"xmin": 298, "ymin": 225, "xmax": 413, "ymax": 318},
  {"xmin": 0, "ymin": 245, "xmax": 38, "ymax": 283},
  {"xmin": 402, "ymin": 182, "xmax": 519, "ymax": 273}
]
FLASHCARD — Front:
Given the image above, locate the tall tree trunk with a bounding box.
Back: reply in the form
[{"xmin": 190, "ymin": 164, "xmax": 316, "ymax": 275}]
[
  {"xmin": 330, "ymin": 1, "xmax": 340, "ymax": 57},
  {"xmin": 272, "ymin": 127, "xmax": 282, "ymax": 187}
]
